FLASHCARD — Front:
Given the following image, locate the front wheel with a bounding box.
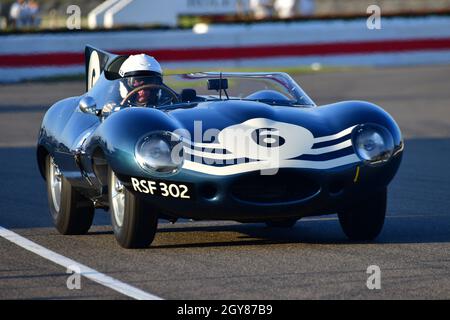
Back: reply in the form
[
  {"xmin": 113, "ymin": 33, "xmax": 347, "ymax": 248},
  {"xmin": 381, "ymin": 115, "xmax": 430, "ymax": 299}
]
[
  {"xmin": 338, "ymin": 188, "xmax": 387, "ymax": 241},
  {"xmin": 46, "ymin": 155, "xmax": 94, "ymax": 235},
  {"xmin": 108, "ymin": 168, "xmax": 158, "ymax": 248}
]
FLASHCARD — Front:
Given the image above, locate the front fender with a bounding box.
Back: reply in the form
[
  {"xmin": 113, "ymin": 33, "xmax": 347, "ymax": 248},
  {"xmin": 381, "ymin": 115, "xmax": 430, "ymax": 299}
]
[
  {"xmin": 315, "ymin": 101, "xmax": 403, "ymax": 148},
  {"xmin": 85, "ymin": 107, "xmax": 183, "ymax": 176},
  {"xmin": 316, "ymin": 101, "xmax": 404, "ymax": 187}
]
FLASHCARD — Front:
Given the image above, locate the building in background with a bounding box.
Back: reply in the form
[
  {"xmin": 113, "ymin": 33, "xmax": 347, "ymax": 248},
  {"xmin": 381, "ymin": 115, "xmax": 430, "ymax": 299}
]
[
  {"xmin": 88, "ymin": 0, "xmax": 316, "ymax": 27},
  {"xmin": 2, "ymin": 0, "xmax": 450, "ymax": 31}
]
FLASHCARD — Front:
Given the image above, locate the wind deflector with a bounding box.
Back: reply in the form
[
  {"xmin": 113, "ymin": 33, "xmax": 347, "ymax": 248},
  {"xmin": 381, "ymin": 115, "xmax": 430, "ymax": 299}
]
[{"xmin": 85, "ymin": 46, "xmax": 119, "ymax": 91}]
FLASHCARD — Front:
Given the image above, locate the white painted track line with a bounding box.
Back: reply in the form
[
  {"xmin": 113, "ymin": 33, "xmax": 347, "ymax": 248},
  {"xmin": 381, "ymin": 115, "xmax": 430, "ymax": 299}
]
[{"xmin": 0, "ymin": 226, "xmax": 163, "ymax": 300}]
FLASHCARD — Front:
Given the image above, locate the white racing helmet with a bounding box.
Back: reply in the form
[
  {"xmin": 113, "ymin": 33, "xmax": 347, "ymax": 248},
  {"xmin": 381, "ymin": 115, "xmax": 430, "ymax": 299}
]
[
  {"xmin": 119, "ymin": 54, "xmax": 163, "ymax": 78},
  {"xmin": 119, "ymin": 54, "xmax": 163, "ymax": 99}
]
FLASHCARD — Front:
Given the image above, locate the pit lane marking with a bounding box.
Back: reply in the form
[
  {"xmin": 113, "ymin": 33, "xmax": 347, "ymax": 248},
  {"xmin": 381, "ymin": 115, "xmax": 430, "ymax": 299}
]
[{"xmin": 0, "ymin": 226, "xmax": 163, "ymax": 300}]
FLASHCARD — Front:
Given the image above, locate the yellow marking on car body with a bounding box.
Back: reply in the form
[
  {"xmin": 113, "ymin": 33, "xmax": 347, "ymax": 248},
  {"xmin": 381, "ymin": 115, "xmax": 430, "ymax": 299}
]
[{"xmin": 354, "ymin": 166, "xmax": 360, "ymax": 183}]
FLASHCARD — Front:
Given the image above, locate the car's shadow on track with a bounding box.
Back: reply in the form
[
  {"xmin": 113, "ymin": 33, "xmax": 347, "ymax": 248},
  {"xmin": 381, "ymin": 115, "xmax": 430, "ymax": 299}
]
[
  {"xmin": 1, "ymin": 137, "xmax": 450, "ymax": 248},
  {"xmin": 148, "ymin": 212, "xmax": 450, "ymax": 249}
]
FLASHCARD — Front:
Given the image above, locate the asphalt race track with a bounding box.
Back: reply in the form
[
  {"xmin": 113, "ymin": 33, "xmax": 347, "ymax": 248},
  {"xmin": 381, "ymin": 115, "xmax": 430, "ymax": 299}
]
[{"xmin": 0, "ymin": 65, "xmax": 449, "ymax": 300}]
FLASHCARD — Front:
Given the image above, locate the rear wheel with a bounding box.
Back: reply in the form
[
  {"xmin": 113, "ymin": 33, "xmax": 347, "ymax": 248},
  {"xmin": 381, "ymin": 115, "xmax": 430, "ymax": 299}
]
[
  {"xmin": 46, "ymin": 155, "xmax": 94, "ymax": 235},
  {"xmin": 338, "ymin": 188, "xmax": 387, "ymax": 241},
  {"xmin": 109, "ymin": 168, "xmax": 158, "ymax": 248},
  {"xmin": 265, "ymin": 218, "xmax": 298, "ymax": 228}
]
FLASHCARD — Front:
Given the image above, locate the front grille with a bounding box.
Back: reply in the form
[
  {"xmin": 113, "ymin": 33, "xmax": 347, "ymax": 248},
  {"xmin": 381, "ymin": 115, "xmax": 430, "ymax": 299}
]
[{"xmin": 230, "ymin": 170, "xmax": 320, "ymax": 203}]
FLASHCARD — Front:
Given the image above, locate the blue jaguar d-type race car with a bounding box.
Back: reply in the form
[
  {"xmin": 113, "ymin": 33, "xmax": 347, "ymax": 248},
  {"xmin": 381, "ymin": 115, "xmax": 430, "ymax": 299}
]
[{"xmin": 36, "ymin": 46, "xmax": 403, "ymax": 248}]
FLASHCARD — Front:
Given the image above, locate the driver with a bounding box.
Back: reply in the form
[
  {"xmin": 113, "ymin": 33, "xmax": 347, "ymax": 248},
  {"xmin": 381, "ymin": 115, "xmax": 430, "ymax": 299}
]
[{"xmin": 118, "ymin": 54, "xmax": 164, "ymax": 107}]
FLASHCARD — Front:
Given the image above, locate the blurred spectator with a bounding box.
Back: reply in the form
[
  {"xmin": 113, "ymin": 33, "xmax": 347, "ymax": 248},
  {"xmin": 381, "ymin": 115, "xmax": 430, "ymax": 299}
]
[
  {"xmin": 273, "ymin": 0, "xmax": 315, "ymax": 19},
  {"xmin": 274, "ymin": 0, "xmax": 297, "ymax": 18},
  {"xmin": 0, "ymin": 3, "xmax": 5, "ymax": 30},
  {"xmin": 27, "ymin": 0, "xmax": 41, "ymax": 27},
  {"xmin": 9, "ymin": 0, "xmax": 26, "ymax": 28},
  {"xmin": 249, "ymin": 0, "xmax": 275, "ymax": 19},
  {"xmin": 9, "ymin": 0, "xmax": 40, "ymax": 29}
]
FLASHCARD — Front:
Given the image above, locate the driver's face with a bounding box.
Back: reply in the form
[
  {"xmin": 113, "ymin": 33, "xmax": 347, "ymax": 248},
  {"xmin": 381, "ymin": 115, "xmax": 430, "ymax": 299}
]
[{"xmin": 132, "ymin": 79, "xmax": 151, "ymax": 104}]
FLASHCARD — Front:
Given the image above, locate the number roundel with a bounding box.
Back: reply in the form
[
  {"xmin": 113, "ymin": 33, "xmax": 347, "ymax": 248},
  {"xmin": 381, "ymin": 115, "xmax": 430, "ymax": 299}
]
[
  {"xmin": 218, "ymin": 118, "xmax": 315, "ymax": 161},
  {"xmin": 87, "ymin": 51, "xmax": 101, "ymax": 90},
  {"xmin": 251, "ymin": 128, "xmax": 286, "ymax": 148}
]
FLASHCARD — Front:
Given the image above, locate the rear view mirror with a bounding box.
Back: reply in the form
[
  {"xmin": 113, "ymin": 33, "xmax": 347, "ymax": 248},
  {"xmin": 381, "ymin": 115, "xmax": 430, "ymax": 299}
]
[
  {"xmin": 79, "ymin": 96, "xmax": 100, "ymax": 116},
  {"xmin": 207, "ymin": 78, "xmax": 228, "ymax": 91}
]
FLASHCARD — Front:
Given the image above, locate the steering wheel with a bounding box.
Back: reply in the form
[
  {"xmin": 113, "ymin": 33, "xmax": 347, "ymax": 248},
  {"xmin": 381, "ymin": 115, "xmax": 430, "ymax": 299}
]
[{"xmin": 120, "ymin": 84, "xmax": 180, "ymax": 107}]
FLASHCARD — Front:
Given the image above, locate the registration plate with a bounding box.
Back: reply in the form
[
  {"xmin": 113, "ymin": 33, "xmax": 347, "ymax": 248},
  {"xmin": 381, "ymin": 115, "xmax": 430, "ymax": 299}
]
[{"xmin": 130, "ymin": 177, "xmax": 194, "ymax": 200}]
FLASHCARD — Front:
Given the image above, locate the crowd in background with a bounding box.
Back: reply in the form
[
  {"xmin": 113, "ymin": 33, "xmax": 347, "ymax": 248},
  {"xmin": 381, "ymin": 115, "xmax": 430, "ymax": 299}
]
[{"xmin": 1, "ymin": 0, "xmax": 40, "ymax": 29}]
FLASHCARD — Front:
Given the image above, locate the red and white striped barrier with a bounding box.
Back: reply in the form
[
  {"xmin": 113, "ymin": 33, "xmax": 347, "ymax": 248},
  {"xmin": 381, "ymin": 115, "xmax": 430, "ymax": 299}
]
[{"xmin": 1, "ymin": 16, "xmax": 450, "ymax": 82}]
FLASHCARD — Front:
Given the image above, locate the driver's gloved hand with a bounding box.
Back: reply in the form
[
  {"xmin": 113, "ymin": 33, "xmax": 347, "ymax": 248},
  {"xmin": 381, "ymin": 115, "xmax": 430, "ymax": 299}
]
[{"xmin": 102, "ymin": 102, "xmax": 119, "ymax": 117}]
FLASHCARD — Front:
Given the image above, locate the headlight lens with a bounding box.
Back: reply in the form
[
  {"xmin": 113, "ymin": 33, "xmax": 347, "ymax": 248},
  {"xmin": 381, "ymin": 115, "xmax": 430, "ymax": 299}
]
[
  {"xmin": 135, "ymin": 131, "xmax": 184, "ymax": 174},
  {"xmin": 352, "ymin": 124, "xmax": 394, "ymax": 165}
]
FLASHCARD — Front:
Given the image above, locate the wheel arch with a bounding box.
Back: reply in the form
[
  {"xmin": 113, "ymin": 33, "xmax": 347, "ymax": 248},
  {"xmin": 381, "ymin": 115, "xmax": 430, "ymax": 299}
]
[
  {"xmin": 36, "ymin": 145, "xmax": 50, "ymax": 180},
  {"xmin": 91, "ymin": 146, "xmax": 109, "ymax": 188}
]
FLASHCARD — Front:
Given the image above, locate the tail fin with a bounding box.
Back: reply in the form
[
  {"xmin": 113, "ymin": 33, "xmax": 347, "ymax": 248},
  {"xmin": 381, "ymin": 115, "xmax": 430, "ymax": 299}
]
[{"xmin": 85, "ymin": 46, "xmax": 118, "ymax": 91}]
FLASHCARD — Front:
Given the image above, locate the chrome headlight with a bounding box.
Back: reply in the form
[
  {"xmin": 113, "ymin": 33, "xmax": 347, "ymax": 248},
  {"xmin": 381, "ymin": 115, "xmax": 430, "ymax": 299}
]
[
  {"xmin": 352, "ymin": 124, "xmax": 394, "ymax": 165},
  {"xmin": 135, "ymin": 131, "xmax": 184, "ymax": 174}
]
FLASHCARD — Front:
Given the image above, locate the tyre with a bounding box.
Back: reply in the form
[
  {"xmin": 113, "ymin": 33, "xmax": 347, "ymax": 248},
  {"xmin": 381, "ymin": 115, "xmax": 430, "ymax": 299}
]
[
  {"xmin": 46, "ymin": 155, "xmax": 94, "ymax": 235},
  {"xmin": 338, "ymin": 188, "xmax": 387, "ymax": 241},
  {"xmin": 266, "ymin": 218, "xmax": 298, "ymax": 228},
  {"xmin": 108, "ymin": 168, "xmax": 158, "ymax": 248}
]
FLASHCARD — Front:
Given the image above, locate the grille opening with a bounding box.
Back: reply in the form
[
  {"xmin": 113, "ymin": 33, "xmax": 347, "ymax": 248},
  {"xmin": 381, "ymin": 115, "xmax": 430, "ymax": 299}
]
[
  {"xmin": 329, "ymin": 179, "xmax": 345, "ymax": 195},
  {"xmin": 231, "ymin": 171, "xmax": 320, "ymax": 203},
  {"xmin": 200, "ymin": 183, "xmax": 218, "ymax": 200}
]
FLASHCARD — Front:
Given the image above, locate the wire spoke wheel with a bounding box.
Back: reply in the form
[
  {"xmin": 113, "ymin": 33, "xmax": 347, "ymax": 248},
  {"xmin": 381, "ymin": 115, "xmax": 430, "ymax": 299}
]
[
  {"xmin": 110, "ymin": 172, "xmax": 125, "ymax": 227},
  {"xmin": 108, "ymin": 167, "xmax": 159, "ymax": 248},
  {"xmin": 45, "ymin": 155, "xmax": 94, "ymax": 235},
  {"xmin": 49, "ymin": 158, "xmax": 62, "ymax": 214}
]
